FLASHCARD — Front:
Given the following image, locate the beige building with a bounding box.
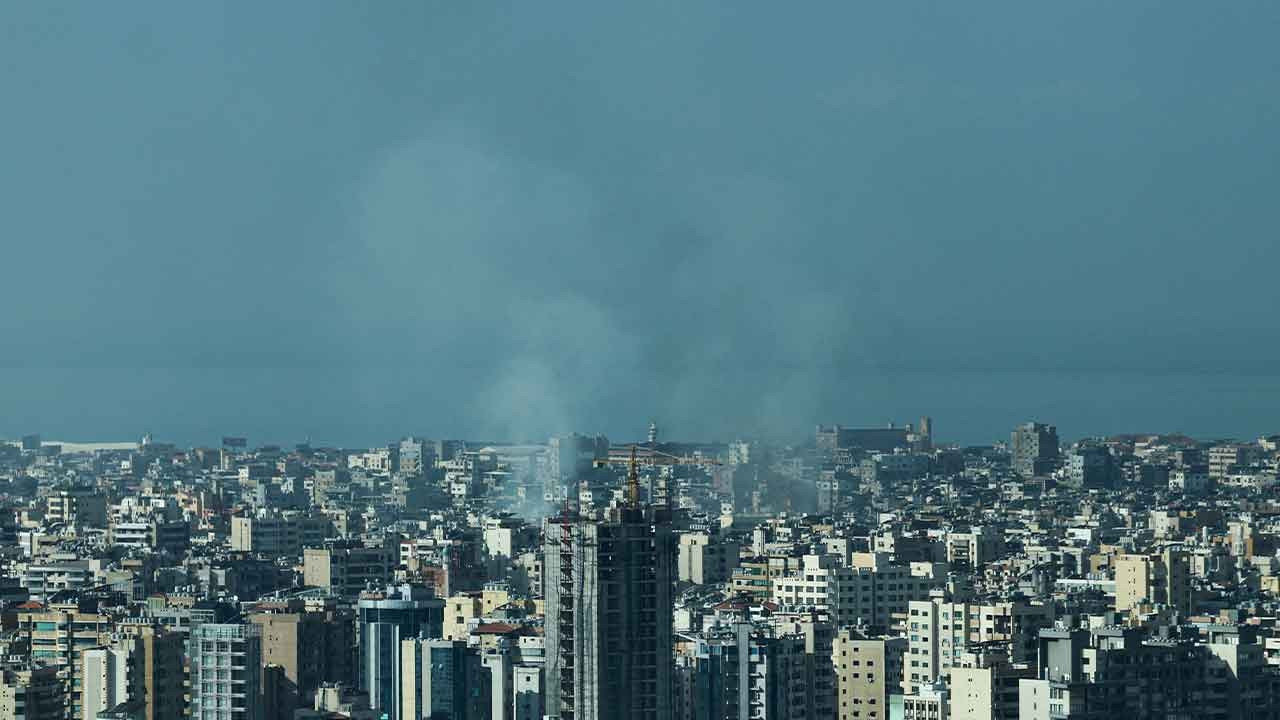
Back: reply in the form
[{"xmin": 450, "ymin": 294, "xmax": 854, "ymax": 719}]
[
  {"xmin": 948, "ymin": 660, "xmax": 1032, "ymax": 720},
  {"xmin": 834, "ymin": 630, "xmax": 905, "ymax": 720},
  {"xmin": 249, "ymin": 600, "xmax": 354, "ymax": 708},
  {"xmin": 251, "ymin": 610, "xmax": 329, "ymax": 712},
  {"xmin": 1208, "ymin": 444, "xmax": 1246, "ymax": 478},
  {"xmin": 444, "ymin": 594, "xmax": 484, "ymax": 641},
  {"xmin": 117, "ymin": 625, "xmax": 186, "ymax": 720},
  {"xmin": 16, "ymin": 605, "xmax": 112, "ymax": 718},
  {"xmin": 441, "ymin": 588, "xmax": 513, "ymax": 641},
  {"xmin": 303, "ymin": 542, "xmax": 395, "ymax": 598},
  {"xmin": 1114, "ymin": 549, "xmax": 1190, "ymax": 617}
]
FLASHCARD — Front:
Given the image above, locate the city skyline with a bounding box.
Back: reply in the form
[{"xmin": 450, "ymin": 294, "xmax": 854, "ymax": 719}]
[{"xmin": 3, "ymin": 4, "xmax": 1280, "ymax": 719}]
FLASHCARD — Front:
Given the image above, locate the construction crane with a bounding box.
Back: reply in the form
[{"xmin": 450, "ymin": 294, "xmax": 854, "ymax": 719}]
[
  {"xmin": 595, "ymin": 444, "xmax": 724, "ymax": 469},
  {"xmin": 594, "ymin": 444, "xmax": 723, "ymax": 508}
]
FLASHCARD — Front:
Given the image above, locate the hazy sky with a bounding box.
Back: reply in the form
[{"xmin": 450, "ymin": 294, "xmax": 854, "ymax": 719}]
[{"xmin": 3, "ymin": 2, "xmax": 1279, "ymax": 446}]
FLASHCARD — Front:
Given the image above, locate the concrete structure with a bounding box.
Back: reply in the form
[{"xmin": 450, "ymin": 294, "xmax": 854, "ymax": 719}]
[
  {"xmin": 902, "ymin": 680, "xmax": 949, "ymax": 720},
  {"xmin": 544, "ymin": 501, "xmax": 676, "ymax": 720},
  {"xmin": 81, "ymin": 647, "xmax": 129, "ymax": 720},
  {"xmin": 512, "ymin": 665, "xmax": 544, "ymax": 720},
  {"xmin": 190, "ymin": 623, "xmax": 263, "ymax": 720},
  {"xmin": 231, "ymin": 511, "xmax": 331, "ymax": 556},
  {"xmin": 944, "ymin": 527, "xmax": 1004, "ymax": 570},
  {"xmin": 1016, "ymin": 627, "xmax": 1255, "ymax": 720},
  {"xmin": 947, "ymin": 660, "xmax": 1032, "ymax": 720},
  {"xmin": 546, "ymin": 434, "xmax": 609, "ymax": 501},
  {"xmin": 904, "ymin": 599, "xmax": 1052, "ymax": 694},
  {"xmin": 16, "ymin": 606, "xmax": 112, "ymax": 716},
  {"xmin": 1010, "ymin": 423, "xmax": 1059, "ymax": 477},
  {"xmin": 357, "ymin": 585, "xmax": 445, "ymax": 720},
  {"xmin": 0, "ymin": 667, "xmax": 63, "ymax": 720},
  {"xmin": 1114, "ymin": 549, "xmax": 1190, "ymax": 618},
  {"xmin": 676, "ymin": 621, "xmax": 834, "ymax": 720},
  {"xmin": 742, "ymin": 625, "xmax": 825, "ymax": 720},
  {"xmin": 250, "ymin": 602, "xmax": 355, "ymax": 713},
  {"xmin": 117, "ymin": 625, "xmax": 185, "ymax": 720},
  {"xmin": 398, "ymin": 437, "xmax": 435, "ymax": 477},
  {"xmin": 816, "ymin": 426, "xmax": 910, "ymax": 454},
  {"xmin": 304, "ymin": 541, "xmax": 395, "ymax": 598},
  {"xmin": 770, "ymin": 553, "xmax": 938, "ymax": 631},
  {"xmin": 1208, "ymin": 445, "xmax": 1246, "ymax": 478},
  {"xmin": 45, "ymin": 486, "xmax": 108, "ymax": 528},
  {"xmin": 834, "ymin": 630, "xmax": 904, "ymax": 720},
  {"xmin": 1065, "ymin": 444, "xmax": 1115, "ymax": 489},
  {"xmin": 730, "ymin": 556, "xmax": 802, "ymax": 601},
  {"xmin": 677, "ymin": 532, "xmax": 741, "ymax": 585},
  {"xmin": 22, "ymin": 560, "xmax": 94, "ymax": 600},
  {"xmin": 398, "ymin": 639, "xmax": 486, "ymax": 720}
]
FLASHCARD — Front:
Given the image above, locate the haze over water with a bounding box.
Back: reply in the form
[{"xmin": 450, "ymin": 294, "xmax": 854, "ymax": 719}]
[{"xmin": 3, "ymin": 3, "xmax": 1278, "ymax": 445}]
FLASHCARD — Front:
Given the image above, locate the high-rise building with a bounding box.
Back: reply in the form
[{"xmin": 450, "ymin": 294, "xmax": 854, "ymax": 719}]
[
  {"xmin": 673, "ymin": 621, "xmax": 834, "ymax": 720},
  {"xmin": 1010, "ymin": 423, "xmax": 1059, "ymax": 477},
  {"xmin": 358, "ymin": 585, "xmax": 445, "ymax": 720},
  {"xmin": 117, "ymin": 624, "xmax": 185, "ymax": 720},
  {"xmin": 190, "ymin": 623, "xmax": 264, "ymax": 720},
  {"xmin": 399, "ymin": 639, "xmax": 487, "ymax": 720},
  {"xmin": 1017, "ymin": 626, "xmax": 1268, "ymax": 720},
  {"xmin": 833, "ymin": 630, "xmax": 905, "ymax": 720},
  {"xmin": 904, "ymin": 598, "xmax": 1052, "ymax": 695},
  {"xmin": 544, "ymin": 465, "xmax": 676, "ymax": 720},
  {"xmin": 80, "ymin": 647, "xmax": 129, "ymax": 720},
  {"xmin": 250, "ymin": 600, "xmax": 356, "ymax": 713},
  {"xmin": 231, "ymin": 511, "xmax": 332, "ymax": 556},
  {"xmin": 734, "ymin": 622, "xmax": 828, "ymax": 720}
]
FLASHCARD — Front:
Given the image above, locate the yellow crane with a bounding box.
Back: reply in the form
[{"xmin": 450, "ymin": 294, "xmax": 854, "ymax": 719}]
[{"xmin": 594, "ymin": 444, "xmax": 723, "ymax": 507}]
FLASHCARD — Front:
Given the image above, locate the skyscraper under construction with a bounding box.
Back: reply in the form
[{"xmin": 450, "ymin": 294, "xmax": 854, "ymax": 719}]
[{"xmin": 544, "ymin": 454, "xmax": 675, "ymax": 720}]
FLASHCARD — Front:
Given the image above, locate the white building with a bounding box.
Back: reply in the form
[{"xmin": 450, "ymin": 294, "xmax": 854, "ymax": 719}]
[
  {"xmin": 81, "ymin": 646, "xmax": 129, "ymax": 720},
  {"xmin": 770, "ymin": 553, "xmax": 938, "ymax": 630}
]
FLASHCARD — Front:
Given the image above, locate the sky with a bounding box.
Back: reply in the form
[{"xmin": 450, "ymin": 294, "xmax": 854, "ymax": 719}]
[{"xmin": 2, "ymin": 2, "xmax": 1279, "ymax": 447}]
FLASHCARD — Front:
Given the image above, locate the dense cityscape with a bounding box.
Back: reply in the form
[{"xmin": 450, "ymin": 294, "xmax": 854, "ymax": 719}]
[
  {"xmin": 6, "ymin": 1, "xmax": 1280, "ymax": 719},
  {"xmin": 1, "ymin": 420, "xmax": 1280, "ymax": 719}
]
